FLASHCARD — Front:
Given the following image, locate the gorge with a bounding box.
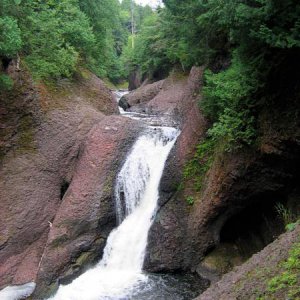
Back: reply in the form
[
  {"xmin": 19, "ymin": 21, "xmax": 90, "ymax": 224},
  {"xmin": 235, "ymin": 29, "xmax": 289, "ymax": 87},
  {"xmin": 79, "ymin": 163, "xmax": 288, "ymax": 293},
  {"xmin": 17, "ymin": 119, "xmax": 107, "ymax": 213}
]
[
  {"xmin": 1, "ymin": 62, "xmax": 299, "ymax": 300},
  {"xmin": 0, "ymin": 0, "xmax": 300, "ymax": 299}
]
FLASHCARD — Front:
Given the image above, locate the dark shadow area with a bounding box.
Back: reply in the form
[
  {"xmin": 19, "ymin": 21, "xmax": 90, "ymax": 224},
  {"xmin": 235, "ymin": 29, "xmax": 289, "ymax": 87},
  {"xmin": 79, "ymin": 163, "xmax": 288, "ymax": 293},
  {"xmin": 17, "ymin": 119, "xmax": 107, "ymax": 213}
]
[
  {"xmin": 1, "ymin": 57, "xmax": 12, "ymax": 71},
  {"xmin": 60, "ymin": 180, "xmax": 70, "ymax": 200},
  {"xmin": 220, "ymin": 194, "xmax": 285, "ymax": 260}
]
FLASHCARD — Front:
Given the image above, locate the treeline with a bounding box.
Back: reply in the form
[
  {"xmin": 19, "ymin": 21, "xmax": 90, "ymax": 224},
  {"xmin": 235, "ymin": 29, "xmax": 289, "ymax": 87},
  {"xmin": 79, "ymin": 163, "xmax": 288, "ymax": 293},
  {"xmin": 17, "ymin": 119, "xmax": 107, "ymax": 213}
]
[
  {"xmin": 128, "ymin": 0, "xmax": 300, "ymax": 150},
  {"xmin": 0, "ymin": 0, "xmax": 153, "ymax": 85}
]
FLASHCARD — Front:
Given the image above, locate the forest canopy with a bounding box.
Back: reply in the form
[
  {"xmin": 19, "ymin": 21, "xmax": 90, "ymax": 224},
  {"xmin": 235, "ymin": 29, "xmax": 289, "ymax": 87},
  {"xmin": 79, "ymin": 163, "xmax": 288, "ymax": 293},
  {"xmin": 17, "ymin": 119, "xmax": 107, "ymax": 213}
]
[
  {"xmin": 1, "ymin": 0, "xmax": 299, "ymax": 150},
  {"xmin": 126, "ymin": 0, "xmax": 300, "ymax": 150},
  {"xmin": 0, "ymin": 0, "xmax": 153, "ymax": 82}
]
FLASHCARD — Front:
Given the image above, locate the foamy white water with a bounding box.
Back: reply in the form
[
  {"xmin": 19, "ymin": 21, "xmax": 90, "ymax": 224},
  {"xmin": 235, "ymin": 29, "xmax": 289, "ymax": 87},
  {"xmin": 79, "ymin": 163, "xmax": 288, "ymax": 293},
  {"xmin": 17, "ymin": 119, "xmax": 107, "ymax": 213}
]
[
  {"xmin": 48, "ymin": 126, "xmax": 179, "ymax": 300},
  {"xmin": 114, "ymin": 90, "xmax": 128, "ymax": 114},
  {"xmin": 0, "ymin": 282, "xmax": 36, "ymax": 300}
]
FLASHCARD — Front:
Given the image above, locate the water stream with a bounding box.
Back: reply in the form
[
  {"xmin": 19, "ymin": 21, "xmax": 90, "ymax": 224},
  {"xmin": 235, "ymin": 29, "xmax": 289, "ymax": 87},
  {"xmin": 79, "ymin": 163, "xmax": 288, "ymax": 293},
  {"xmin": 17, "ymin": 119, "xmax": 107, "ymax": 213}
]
[
  {"xmin": 0, "ymin": 90, "xmax": 206, "ymax": 300},
  {"xmin": 47, "ymin": 125, "xmax": 180, "ymax": 300}
]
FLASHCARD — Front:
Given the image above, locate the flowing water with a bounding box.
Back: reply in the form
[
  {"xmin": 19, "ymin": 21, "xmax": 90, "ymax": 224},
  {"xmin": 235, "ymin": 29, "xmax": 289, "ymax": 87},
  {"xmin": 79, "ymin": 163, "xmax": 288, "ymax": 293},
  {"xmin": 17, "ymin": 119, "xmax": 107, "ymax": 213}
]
[
  {"xmin": 47, "ymin": 126, "xmax": 182, "ymax": 300},
  {"xmin": 0, "ymin": 283, "xmax": 36, "ymax": 300},
  {"xmin": 0, "ymin": 90, "xmax": 206, "ymax": 300},
  {"xmin": 45, "ymin": 91, "xmax": 206, "ymax": 300}
]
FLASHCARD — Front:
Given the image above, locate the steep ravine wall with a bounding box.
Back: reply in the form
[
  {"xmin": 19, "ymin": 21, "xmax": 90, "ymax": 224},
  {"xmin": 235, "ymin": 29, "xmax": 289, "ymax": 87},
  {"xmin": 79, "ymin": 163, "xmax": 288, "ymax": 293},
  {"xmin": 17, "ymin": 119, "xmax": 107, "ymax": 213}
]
[
  {"xmin": 144, "ymin": 79, "xmax": 299, "ymax": 278},
  {"xmin": 0, "ymin": 61, "xmax": 143, "ymax": 295}
]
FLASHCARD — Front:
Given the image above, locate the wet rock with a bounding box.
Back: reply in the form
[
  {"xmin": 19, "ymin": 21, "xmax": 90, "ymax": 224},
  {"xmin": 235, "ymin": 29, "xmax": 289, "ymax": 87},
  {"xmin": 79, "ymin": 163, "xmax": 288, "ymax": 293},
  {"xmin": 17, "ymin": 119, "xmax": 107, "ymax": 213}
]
[
  {"xmin": 33, "ymin": 116, "xmax": 142, "ymax": 298},
  {"xmin": 118, "ymin": 96, "xmax": 131, "ymax": 111}
]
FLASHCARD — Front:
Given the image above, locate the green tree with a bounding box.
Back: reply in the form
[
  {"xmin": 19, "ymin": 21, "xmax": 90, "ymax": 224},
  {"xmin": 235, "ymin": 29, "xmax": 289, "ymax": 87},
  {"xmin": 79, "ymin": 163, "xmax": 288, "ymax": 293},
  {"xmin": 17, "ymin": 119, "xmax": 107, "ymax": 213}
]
[{"xmin": 0, "ymin": 16, "xmax": 22, "ymax": 58}]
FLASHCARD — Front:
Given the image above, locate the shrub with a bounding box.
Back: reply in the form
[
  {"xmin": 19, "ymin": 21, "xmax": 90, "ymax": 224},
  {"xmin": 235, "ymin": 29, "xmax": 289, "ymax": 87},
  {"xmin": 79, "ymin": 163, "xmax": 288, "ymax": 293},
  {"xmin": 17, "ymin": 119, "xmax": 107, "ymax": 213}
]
[
  {"xmin": 0, "ymin": 16, "xmax": 22, "ymax": 57},
  {"xmin": 201, "ymin": 55, "xmax": 257, "ymax": 151}
]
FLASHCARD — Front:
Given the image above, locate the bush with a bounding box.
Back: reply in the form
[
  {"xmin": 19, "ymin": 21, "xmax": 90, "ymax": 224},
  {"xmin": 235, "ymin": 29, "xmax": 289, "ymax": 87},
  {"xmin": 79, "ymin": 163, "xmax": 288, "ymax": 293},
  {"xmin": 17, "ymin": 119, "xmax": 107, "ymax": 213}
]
[
  {"xmin": 201, "ymin": 55, "xmax": 257, "ymax": 151},
  {"xmin": 0, "ymin": 16, "xmax": 22, "ymax": 57},
  {"xmin": 207, "ymin": 108, "xmax": 256, "ymax": 151}
]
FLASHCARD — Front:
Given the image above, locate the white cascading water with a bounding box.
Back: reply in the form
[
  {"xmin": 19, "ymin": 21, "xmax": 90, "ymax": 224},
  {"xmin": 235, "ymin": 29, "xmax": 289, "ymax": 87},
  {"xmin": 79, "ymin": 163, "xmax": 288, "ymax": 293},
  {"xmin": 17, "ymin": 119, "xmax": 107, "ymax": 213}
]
[
  {"xmin": 47, "ymin": 126, "xmax": 179, "ymax": 300},
  {"xmin": 0, "ymin": 283, "xmax": 36, "ymax": 300}
]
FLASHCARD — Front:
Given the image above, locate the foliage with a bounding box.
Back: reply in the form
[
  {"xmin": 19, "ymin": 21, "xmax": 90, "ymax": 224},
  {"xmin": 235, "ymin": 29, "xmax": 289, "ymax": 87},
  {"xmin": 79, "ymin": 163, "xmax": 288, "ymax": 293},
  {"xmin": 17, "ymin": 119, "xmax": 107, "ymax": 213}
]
[
  {"xmin": 21, "ymin": 1, "xmax": 82, "ymax": 79},
  {"xmin": 285, "ymin": 221, "xmax": 299, "ymax": 232},
  {"xmin": 0, "ymin": 16, "xmax": 22, "ymax": 57},
  {"xmin": 78, "ymin": 0, "xmax": 122, "ymax": 80},
  {"xmin": 275, "ymin": 203, "xmax": 299, "ymax": 230},
  {"xmin": 0, "ymin": 0, "xmax": 155, "ymax": 82},
  {"xmin": 186, "ymin": 196, "xmax": 195, "ymax": 206},
  {"xmin": 128, "ymin": 0, "xmax": 300, "ymax": 150},
  {"xmin": 266, "ymin": 242, "xmax": 300, "ymax": 299},
  {"xmin": 183, "ymin": 138, "xmax": 215, "ymax": 192},
  {"xmin": 207, "ymin": 109, "xmax": 256, "ymax": 151},
  {"xmin": 202, "ymin": 55, "xmax": 257, "ymax": 151}
]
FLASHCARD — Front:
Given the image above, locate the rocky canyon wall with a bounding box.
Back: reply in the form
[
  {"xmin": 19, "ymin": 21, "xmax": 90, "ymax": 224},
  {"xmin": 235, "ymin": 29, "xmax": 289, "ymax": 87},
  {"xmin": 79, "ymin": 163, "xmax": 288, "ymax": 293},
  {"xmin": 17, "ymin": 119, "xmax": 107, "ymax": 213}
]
[{"xmin": 122, "ymin": 66, "xmax": 300, "ymax": 299}]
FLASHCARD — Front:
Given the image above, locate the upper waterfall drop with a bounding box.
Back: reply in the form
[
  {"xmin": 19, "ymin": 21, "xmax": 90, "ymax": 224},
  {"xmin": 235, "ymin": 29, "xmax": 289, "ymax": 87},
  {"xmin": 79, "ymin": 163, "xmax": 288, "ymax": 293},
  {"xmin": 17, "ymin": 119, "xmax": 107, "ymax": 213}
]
[{"xmin": 48, "ymin": 126, "xmax": 180, "ymax": 300}]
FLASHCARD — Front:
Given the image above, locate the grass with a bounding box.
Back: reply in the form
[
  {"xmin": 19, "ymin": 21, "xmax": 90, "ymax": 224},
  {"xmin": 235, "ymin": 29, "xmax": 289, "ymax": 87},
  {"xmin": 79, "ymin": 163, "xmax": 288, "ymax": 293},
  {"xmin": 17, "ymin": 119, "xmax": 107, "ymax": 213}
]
[
  {"xmin": 266, "ymin": 242, "xmax": 300, "ymax": 299},
  {"xmin": 275, "ymin": 203, "xmax": 299, "ymax": 231}
]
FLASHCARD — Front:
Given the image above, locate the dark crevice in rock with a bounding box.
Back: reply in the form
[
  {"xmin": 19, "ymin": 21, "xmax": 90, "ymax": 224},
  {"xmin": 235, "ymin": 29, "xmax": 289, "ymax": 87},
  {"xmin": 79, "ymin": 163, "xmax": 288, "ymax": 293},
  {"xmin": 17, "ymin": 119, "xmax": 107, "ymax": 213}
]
[
  {"xmin": 196, "ymin": 144, "xmax": 300, "ymax": 282},
  {"xmin": 60, "ymin": 180, "xmax": 70, "ymax": 200},
  {"xmin": 196, "ymin": 195, "xmax": 287, "ymax": 283}
]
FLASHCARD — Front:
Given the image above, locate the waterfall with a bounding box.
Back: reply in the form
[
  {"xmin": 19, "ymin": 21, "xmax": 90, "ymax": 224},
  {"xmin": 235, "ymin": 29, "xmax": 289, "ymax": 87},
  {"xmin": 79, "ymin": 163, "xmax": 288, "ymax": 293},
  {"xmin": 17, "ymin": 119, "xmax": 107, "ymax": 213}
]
[{"xmin": 48, "ymin": 126, "xmax": 179, "ymax": 300}]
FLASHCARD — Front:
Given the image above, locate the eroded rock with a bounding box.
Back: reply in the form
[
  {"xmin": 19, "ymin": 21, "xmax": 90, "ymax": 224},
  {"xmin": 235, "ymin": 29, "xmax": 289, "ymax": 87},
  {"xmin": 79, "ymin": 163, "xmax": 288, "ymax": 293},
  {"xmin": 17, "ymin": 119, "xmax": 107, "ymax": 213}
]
[
  {"xmin": 33, "ymin": 116, "xmax": 142, "ymax": 298},
  {"xmin": 0, "ymin": 62, "xmax": 126, "ymax": 291}
]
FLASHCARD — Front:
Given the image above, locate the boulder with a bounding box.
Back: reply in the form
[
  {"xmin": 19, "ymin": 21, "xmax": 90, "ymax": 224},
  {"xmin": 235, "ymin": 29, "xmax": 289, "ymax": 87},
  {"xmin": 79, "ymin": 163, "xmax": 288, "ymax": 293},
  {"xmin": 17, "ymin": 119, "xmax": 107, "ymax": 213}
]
[{"xmin": 119, "ymin": 79, "xmax": 164, "ymax": 111}]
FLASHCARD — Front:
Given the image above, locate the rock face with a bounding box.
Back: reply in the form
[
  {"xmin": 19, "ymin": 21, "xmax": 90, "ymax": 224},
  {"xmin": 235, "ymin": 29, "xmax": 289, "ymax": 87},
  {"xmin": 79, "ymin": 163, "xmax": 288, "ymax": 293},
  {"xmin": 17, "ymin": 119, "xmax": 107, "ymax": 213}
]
[
  {"xmin": 2, "ymin": 58, "xmax": 299, "ymax": 300},
  {"xmin": 0, "ymin": 62, "xmax": 142, "ymax": 293},
  {"xmin": 128, "ymin": 69, "xmax": 148, "ymax": 91},
  {"xmin": 144, "ymin": 68, "xmax": 210, "ymax": 272},
  {"xmin": 120, "ymin": 67, "xmax": 210, "ymax": 271},
  {"xmin": 144, "ymin": 101, "xmax": 300, "ymax": 276}
]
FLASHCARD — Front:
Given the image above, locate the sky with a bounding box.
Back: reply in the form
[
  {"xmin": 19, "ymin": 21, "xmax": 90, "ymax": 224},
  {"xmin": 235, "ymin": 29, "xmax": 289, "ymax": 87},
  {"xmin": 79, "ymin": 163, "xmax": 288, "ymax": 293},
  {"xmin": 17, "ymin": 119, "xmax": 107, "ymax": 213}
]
[{"xmin": 135, "ymin": 0, "xmax": 163, "ymax": 8}]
